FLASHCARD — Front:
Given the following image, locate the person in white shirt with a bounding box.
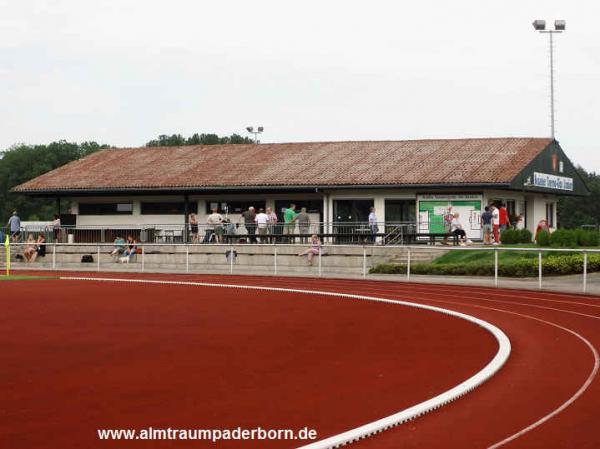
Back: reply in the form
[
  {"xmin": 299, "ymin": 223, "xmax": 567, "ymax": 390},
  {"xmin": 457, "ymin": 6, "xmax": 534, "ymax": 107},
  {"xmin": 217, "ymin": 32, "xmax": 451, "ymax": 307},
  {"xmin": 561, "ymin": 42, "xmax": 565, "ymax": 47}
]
[
  {"xmin": 52, "ymin": 214, "xmax": 61, "ymax": 242},
  {"xmin": 266, "ymin": 207, "xmax": 278, "ymax": 243},
  {"xmin": 255, "ymin": 208, "xmax": 269, "ymax": 243},
  {"xmin": 368, "ymin": 207, "xmax": 378, "ymax": 244},
  {"xmin": 491, "ymin": 204, "xmax": 500, "ymax": 245},
  {"xmin": 450, "ymin": 212, "xmax": 468, "ymax": 245},
  {"xmin": 205, "ymin": 208, "xmax": 224, "ymax": 243}
]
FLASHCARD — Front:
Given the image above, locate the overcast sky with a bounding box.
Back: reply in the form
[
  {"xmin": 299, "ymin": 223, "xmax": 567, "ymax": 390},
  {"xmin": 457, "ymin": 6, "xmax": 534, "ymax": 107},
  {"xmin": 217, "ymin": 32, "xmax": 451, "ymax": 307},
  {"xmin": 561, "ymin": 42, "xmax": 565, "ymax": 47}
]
[{"xmin": 1, "ymin": 1, "xmax": 599, "ymax": 170}]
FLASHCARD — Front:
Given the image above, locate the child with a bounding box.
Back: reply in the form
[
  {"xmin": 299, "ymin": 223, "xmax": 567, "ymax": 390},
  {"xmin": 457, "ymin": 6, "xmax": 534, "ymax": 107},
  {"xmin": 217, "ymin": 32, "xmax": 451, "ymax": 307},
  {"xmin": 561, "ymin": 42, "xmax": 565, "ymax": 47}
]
[{"xmin": 297, "ymin": 234, "xmax": 321, "ymax": 266}]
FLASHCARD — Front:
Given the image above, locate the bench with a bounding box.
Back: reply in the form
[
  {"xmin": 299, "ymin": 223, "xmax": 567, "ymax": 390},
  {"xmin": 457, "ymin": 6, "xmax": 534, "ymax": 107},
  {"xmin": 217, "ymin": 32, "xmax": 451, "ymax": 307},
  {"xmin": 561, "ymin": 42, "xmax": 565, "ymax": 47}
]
[{"xmin": 401, "ymin": 233, "xmax": 460, "ymax": 246}]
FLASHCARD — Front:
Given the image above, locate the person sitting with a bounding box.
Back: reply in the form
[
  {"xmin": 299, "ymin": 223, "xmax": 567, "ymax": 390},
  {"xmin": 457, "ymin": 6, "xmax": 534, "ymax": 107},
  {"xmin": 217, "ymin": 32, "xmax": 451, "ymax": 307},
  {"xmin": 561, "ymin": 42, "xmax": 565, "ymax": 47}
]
[
  {"xmin": 297, "ymin": 234, "xmax": 322, "ymax": 266},
  {"xmin": 23, "ymin": 234, "xmax": 37, "ymax": 262},
  {"xmin": 222, "ymin": 218, "xmax": 237, "ymax": 243},
  {"xmin": 30, "ymin": 234, "xmax": 46, "ymax": 263},
  {"xmin": 119, "ymin": 235, "xmax": 138, "ymax": 263},
  {"xmin": 111, "ymin": 236, "xmax": 126, "ymax": 259},
  {"xmin": 450, "ymin": 212, "xmax": 468, "ymax": 246}
]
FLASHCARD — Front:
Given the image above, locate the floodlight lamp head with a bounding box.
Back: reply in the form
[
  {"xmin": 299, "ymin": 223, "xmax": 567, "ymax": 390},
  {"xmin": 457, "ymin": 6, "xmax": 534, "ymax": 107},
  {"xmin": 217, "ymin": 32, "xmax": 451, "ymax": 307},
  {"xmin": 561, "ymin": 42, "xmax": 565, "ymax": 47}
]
[
  {"xmin": 532, "ymin": 19, "xmax": 546, "ymax": 31},
  {"xmin": 257, "ymin": 126, "xmax": 264, "ymax": 132},
  {"xmin": 246, "ymin": 126, "xmax": 254, "ymax": 133},
  {"xmin": 554, "ymin": 20, "xmax": 566, "ymax": 31}
]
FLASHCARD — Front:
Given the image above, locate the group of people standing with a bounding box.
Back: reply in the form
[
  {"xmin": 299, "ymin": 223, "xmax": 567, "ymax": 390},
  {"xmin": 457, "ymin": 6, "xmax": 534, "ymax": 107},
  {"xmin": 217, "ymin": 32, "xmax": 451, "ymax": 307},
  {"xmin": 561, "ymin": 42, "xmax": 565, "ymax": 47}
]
[
  {"xmin": 480, "ymin": 203, "xmax": 512, "ymax": 245},
  {"xmin": 444, "ymin": 203, "xmax": 515, "ymax": 246},
  {"xmin": 189, "ymin": 204, "xmax": 313, "ymax": 244}
]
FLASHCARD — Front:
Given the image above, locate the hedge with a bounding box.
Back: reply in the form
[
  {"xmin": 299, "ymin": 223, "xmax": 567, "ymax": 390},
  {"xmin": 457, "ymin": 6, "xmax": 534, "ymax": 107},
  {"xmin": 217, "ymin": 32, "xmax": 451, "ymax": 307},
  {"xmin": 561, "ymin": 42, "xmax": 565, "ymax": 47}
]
[
  {"xmin": 534, "ymin": 228, "xmax": 600, "ymax": 247},
  {"xmin": 501, "ymin": 229, "xmax": 532, "ymax": 244},
  {"xmin": 536, "ymin": 230, "xmax": 551, "ymax": 246},
  {"xmin": 369, "ymin": 253, "xmax": 600, "ymax": 277}
]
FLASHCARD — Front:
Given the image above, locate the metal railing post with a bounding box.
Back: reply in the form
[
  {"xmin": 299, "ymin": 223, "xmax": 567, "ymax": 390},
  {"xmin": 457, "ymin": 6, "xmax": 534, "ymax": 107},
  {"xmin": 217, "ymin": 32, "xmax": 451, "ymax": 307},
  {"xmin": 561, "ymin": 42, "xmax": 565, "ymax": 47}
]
[
  {"xmin": 362, "ymin": 246, "xmax": 367, "ymax": 277},
  {"xmin": 141, "ymin": 245, "xmax": 145, "ymax": 272},
  {"xmin": 583, "ymin": 251, "xmax": 588, "ymax": 294},
  {"xmin": 494, "ymin": 248, "xmax": 498, "ymax": 288},
  {"xmin": 186, "ymin": 245, "xmax": 189, "ymax": 273},
  {"xmin": 274, "ymin": 246, "xmax": 277, "ymax": 275},
  {"xmin": 407, "ymin": 247, "xmax": 411, "ymax": 281},
  {"xmin": 52, "ymin": 244, "xmax": 56, "ymax": 270},
  {"xmin": 318, "ymin": 247, "xmax": 322, "ymax": 277},
  {"xmin": 97, "ymin": 245, "xmax": 100, "ymax": 272},
  {"xmin": 538, "ymin": 250, "xmax": 542, "ymax": 290},
  {"xmin": 230, "ymin": 244, "xmax": 234, "ymax": 274}
]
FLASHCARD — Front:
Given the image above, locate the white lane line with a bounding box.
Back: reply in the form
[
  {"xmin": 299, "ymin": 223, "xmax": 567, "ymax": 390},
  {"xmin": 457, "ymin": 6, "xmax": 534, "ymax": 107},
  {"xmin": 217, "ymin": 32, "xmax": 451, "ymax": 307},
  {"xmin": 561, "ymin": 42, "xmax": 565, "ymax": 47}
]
[
  {"xmin": 401, "ymin": 297, "xmax": 600, "ymax": 449},
  {"xmin": 59, "ymin": 276, "xmax": 511, "ymax": 449}
]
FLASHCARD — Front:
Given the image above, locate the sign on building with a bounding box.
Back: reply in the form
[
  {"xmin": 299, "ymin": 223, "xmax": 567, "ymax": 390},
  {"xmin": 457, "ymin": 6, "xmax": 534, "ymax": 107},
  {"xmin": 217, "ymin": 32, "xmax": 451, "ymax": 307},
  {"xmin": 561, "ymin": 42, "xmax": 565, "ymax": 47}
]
[
  {"xmin": 533, "ymin": 172, "xmax": 573, "ymax": 191},
  {"xmin": 417, "ymin": 194, "xmax": 482, "ymax": 240}
]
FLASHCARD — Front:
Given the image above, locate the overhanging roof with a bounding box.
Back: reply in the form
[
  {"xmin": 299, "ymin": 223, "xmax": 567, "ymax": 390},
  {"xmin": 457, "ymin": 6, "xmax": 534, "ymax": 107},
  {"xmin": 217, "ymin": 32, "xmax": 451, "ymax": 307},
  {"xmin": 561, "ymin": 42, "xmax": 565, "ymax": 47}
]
[{"xmin": 13, "ymin": 137, "xmax": 570, "ymax": 195}]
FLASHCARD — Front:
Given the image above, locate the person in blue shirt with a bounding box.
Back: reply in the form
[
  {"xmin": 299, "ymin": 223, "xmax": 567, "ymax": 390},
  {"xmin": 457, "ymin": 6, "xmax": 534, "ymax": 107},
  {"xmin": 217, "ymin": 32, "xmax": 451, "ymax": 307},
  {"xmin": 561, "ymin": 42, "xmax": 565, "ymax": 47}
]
[
  {"xmin": 7, "ymin": 211, "xmax": 21, "ymax": 242},
  {"xmin": 480, "ymin": 206, "xmax": 494, "ymax": 245}
]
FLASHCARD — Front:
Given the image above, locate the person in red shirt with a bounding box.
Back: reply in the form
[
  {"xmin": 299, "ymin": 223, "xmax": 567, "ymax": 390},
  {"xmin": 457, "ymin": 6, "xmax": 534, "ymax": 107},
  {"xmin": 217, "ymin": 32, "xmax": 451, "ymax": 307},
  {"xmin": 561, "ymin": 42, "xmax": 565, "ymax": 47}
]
[
  {"xmin": 535, "ymin": 219, "xmax": 550, "ymax": 242},
  {"xmin": 499, "ymin": 203, "xmax": 510, "ymax": 236}
]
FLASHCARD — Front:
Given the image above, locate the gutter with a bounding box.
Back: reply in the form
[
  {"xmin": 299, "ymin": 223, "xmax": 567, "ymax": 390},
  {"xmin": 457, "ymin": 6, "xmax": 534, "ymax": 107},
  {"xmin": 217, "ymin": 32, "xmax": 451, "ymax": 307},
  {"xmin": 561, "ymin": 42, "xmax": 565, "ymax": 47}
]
[{"xmin": 12, "ymin": 183, "xmax": 513, "ymax": 197}]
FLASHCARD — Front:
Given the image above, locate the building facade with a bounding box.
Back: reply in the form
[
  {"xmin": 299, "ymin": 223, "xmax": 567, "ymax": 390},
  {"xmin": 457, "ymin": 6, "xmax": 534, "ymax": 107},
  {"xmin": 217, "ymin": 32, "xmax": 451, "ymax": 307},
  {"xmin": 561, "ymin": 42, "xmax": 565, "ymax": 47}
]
[{"xmin": 14, "ymin": 138, "xmax": 587, "ymax": 241}]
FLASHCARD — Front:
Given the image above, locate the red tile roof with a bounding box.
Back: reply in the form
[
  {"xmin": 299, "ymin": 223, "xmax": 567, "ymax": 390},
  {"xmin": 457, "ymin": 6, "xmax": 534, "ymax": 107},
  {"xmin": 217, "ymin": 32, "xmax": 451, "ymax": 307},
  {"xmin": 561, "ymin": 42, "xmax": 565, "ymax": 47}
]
[{"xmin": 13, "ymin": 138, "xmax": 553, "ymax": 192}]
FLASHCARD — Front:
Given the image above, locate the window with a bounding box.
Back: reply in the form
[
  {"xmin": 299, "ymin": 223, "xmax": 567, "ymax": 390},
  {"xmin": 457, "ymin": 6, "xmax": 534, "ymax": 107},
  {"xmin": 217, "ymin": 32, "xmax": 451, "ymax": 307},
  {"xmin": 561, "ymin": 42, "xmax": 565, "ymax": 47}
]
[
  {"xmin": 79, "ymin": 203, "xmax": 133, "ymax": 215},
  {"xmin": 274, "ymin": 200, "xmax": 323, "ymax": 221},
  {"xmin": 385, "ymin": 200, "xmax": 416, "ymax": 223},
  {"xmin": 205, "ymin": 201, "xmax": 266, "ymax": 214},
  {"xmin": 506, "ymin": 200, "xmax": 516, "ymax": 217},
  {"xmin": 546, "ymin": 202, "xmax": 555, "ymax": 227},
  {"xmin": 141, "ymin": 202, "xmax": 198, "ymax": 215},
  {"xmin": 333, "ymin": 199, "xmax": 373, "ymax": 223}
]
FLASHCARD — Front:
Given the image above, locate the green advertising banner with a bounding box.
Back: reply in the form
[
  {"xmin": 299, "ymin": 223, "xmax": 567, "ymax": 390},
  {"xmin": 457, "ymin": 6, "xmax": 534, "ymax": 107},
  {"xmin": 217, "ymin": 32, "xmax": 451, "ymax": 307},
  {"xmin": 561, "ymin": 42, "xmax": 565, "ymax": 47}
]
[{"xmin": 418, "ymin": 195, "xmax": 482, "ymax": 240}]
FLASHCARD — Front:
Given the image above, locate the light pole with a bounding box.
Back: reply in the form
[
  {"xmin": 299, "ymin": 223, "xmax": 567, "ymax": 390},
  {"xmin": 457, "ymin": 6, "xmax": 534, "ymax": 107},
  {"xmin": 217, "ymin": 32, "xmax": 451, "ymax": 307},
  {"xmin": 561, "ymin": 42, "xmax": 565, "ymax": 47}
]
[
  {"xmin": 246, "ymin": 126, "xmax": 264, "ymax": 144},
  {"xmin": 532, "ymin": 19, "xmax": 566, "ymax": 139}
]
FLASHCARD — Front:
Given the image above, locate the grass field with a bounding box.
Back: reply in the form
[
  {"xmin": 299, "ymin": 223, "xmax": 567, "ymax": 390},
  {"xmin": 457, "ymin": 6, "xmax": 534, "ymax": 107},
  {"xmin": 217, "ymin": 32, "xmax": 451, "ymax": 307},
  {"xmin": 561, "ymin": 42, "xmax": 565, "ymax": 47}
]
[
  {"xmin": 0, "ymin": 275, "xmax": 57, "ymax": 281},
  {"xmin": 432, "ymin": 246, "xmax": 539, "ymax": 265}
]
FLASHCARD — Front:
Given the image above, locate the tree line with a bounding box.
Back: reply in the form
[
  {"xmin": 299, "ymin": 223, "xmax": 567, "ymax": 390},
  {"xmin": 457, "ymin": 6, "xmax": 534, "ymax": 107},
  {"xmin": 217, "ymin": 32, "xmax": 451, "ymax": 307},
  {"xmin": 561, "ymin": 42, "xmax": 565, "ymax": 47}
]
[
  {"xmin": 1, "ymin": 136, "xmax": 599, "ymax": 226},
  {"xmin": 1, "ymin": 133, "xmax": 254, "ymax": 222}
]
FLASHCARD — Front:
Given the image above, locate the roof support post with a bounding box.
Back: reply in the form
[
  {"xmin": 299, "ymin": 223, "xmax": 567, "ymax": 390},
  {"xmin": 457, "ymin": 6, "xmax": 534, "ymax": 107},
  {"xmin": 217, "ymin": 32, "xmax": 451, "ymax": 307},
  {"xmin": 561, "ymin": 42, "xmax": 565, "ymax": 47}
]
[{"xmin": 184, "ymin": 194, "xmax": 189, "ymax": 244}]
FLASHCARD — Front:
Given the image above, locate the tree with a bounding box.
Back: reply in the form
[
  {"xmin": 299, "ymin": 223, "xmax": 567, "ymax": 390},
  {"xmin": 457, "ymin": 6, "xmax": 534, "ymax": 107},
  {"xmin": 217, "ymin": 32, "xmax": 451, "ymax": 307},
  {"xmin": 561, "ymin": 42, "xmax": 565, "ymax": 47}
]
[
  {"xmin": 558, "ymin": 166, "xmax": 600, "ymax": 228},
  {"xmin": 145, "ymin": 133, "xmax": 254, "ymax": 147},
  {"xmin": 0, "ymin": 140, "xmax": 110, "ymax": 222}
]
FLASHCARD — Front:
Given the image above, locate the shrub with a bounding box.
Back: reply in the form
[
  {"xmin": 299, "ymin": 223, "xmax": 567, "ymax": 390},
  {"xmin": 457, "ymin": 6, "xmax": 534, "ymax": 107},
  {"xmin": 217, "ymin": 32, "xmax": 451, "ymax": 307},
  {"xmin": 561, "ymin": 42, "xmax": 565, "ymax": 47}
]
[
  {"xmin": 501, "ymin": 228, "xmax": 533, "ymax": 244},
  {"xmin": 368, "ymin": 263, "xmax": 406, "ymax": 274},
  {"xmin": 550, "ymin": 229, "xmax": 578, "ymax": 247},
  {"xmin": 499, "ymin": 229, "xmax": 520, "ymax": 244},
  {"xmin": 536, "ymin": 230, "xmax": 551, "ymax": 246},
  {"xmin": 518, "ymin": 229, "xmax": 533, "ymax": 243},
  {"xmin": 575, "ymin": 229, "xmax": 600, "ymax": 247},
  {"xmin": 369, "ymin": 253, "xmax": 600, "ymax": 277}
]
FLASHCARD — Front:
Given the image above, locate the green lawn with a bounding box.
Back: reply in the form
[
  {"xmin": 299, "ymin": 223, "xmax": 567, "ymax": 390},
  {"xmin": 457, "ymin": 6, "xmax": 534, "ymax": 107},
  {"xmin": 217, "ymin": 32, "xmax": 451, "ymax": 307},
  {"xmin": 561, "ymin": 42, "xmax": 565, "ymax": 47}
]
[
  {"xmin": 432, "ymin": 244, "xmax": 578, "ymax": 265},
  {"xmin": 0, "ymin": 275, "xmax": 57, "ymax": 281}
]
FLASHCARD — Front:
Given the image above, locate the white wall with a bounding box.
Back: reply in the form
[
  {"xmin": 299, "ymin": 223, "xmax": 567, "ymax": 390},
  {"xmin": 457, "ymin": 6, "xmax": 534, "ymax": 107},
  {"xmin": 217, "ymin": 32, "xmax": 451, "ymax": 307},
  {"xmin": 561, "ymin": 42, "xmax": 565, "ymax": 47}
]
[
  {"xmin": 72, "ymin": 194, "xmax": 324, "ymax": 227},
  {"xmin": 71, "ymin": 191, "xmax": 560, "ymax": 239}
]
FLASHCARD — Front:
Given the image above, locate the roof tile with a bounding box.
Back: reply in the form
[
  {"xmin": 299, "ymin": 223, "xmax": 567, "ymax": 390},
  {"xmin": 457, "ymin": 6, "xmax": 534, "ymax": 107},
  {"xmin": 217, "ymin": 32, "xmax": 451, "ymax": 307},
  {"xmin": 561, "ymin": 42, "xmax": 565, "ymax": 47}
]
[{"xmin": 13, "ymin": 138, "xmax": 552, "ymax": 192}]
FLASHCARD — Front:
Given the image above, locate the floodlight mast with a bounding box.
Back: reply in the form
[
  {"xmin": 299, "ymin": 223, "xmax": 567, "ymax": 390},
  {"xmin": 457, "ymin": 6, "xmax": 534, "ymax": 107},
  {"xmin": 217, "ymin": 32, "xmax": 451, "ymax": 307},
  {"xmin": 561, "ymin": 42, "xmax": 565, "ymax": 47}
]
[
  {"xmin": 246, "ymin": 126, "xmax": 264, "ymax": 144},
  {"xmin": 532, "ymin": 19, "xmax": 566, "ymax": 139}
]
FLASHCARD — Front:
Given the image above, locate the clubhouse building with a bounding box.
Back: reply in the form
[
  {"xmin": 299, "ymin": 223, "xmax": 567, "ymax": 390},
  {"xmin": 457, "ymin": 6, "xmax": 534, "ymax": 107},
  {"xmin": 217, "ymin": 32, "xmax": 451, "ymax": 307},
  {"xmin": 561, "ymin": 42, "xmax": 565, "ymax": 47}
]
[{"xmin": 13, "ymin": 137, "xmax": 589, "ymax": 241}]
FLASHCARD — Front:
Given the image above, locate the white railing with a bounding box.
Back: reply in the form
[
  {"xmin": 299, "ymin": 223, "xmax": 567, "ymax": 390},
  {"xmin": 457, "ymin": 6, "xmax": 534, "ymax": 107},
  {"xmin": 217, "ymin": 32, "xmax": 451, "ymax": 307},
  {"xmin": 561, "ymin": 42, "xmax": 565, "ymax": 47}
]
[
  {"xmin": 2, "ymin": 242, "xmax": 598, "ymax": 294},
  {"xmin": 3, "ymin": 222, "xmax": 417, "ymax": 245}
]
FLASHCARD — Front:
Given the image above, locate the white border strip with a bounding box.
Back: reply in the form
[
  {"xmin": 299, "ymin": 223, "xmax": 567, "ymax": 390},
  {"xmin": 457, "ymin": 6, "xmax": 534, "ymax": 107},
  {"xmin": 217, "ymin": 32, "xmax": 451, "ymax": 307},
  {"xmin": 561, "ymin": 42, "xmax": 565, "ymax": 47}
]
[{"xmin": 59, "ymin": 276, "xmax": 511, "ymax": 449}]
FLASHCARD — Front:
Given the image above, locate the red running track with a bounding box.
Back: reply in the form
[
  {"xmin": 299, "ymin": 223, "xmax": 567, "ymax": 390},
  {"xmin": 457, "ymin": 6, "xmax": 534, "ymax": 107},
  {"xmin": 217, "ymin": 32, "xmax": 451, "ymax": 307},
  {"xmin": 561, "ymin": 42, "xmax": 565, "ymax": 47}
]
[{"xmin": 3, "ymin": 272, "xmax": 600, "ymax": 448}]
